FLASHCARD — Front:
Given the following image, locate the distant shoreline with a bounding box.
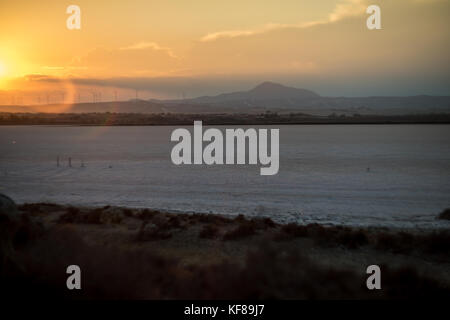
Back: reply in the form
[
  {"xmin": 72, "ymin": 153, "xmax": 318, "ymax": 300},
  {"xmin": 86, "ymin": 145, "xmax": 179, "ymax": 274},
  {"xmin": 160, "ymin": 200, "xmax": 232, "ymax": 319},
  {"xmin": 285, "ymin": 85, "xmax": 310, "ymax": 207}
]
[{"xmin": 1, "ymin": 112, "xmax": 450, "ymax": 126}]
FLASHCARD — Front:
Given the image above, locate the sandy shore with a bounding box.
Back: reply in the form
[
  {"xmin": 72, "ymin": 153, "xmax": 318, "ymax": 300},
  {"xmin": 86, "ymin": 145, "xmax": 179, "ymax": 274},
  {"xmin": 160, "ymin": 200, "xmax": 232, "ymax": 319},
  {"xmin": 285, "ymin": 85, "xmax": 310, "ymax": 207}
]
[{"xmin": 1, "ymin": 202, "xmax": 449, "ymax": 299}]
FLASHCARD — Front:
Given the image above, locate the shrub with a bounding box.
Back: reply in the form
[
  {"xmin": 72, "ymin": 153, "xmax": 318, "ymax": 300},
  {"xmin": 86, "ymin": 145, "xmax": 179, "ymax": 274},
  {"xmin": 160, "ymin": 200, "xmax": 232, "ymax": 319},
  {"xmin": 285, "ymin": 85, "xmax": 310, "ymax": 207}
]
[
  {"xmin": 199, "ymin": 224, "xmax": 219, "ymax": 239},
  {"xmin": 67, "ymin": 206, "xmax": 80, "ymax": 215},
  {"xmin": 189, "ymin": 213, "xmax": 232, "ymax": 225},
  {"xmin": 140, "ymin": 209, "xmax": 159, "ymax": 220},
  {"xmin": 2, "ymin": 226, "xmax": 449, "ymax": 299},
  {"xmin": 282, "ymin": 223, "xmax": 309, "ymax": 237},
  {"xmin": 438, "ymin": 209, "xmax": 450, "ymax": 220},
  {"xmin": 261, "ymin": 217, "xmax": 277, "ymax": 228},
  {"xmin": 12, "ymin": 214, "xmax": 44, "ymax": 248},
  {"xmin": 136, "ymin": 221, "xmax": 172, "ymax": 241},
  {"xmin": 223, "ymin": 223, "xmax": 257, "ymax": 240},
  {"xmin": 166, "ymin": 215, "xmax": 185, "ymax": 229},
  {"xmin": 18, "ymin": 203, "xmax": 62, "ymax": 214},
  {"xmin": 250, "ymin": 217, "xmax": 277, "ymax": 230},
  {"xmin": 122, "ymin": 208, "xmax": 133, "ymax": 217},
  {"xmin": 234, "ymin": 214, "xmax": 247, "ymax": 223},
  {"xmin": 421, "ymin": 231, "xmax": 450, "ymax": 254},
  {"xmin": 336, "ymin": 229, "xmax": 369, "ymax": 249},
  {"xmin": 57, "ymin": 207, "xmax": 116, "ymax": 224},
  {"xmin": 374, "ymin": 231, "xmax": 418, "ymax": 254}
]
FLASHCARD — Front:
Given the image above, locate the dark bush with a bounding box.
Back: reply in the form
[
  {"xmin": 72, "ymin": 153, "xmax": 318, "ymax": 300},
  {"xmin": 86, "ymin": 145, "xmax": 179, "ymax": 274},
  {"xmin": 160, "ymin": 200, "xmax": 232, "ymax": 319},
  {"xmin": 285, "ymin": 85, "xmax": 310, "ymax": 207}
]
[
  {"xmin": 166, "ymin": 215, "xmax": 184, "ymax": 229},
  {"xmin": 2, "ymin": 224, "xmax": 449, "ymax": 299},
  {"xmin": 140, "ymin": 209, "xmax": 159, "ymax": 220},
  {"xmin": 283, "ymin": 223, "xmax": 309, "ymax": 237},
  {"xmin": 421, "ymin": 231, "xmax": 450, "ymax": 254},
  {"xmin": 189, "ymin": 213, "xmax": 232, "ymax": 225},
  {"xmin": 380, "ymin": 265, "xmax": 449, "ymax": 299},
  {"xmin": 438, "ymin": 209, "xmax": 450, "ymax": 220},
  {"xmin": 67, "ymin": 206, "xmax": 80, "ymax": 215},
  {"xmin": 18, "ymin": 203, "xmax": 62, "ymax": 214},
  {"xmin": 57, "ymin": 207, "xmax": 102, "ymax": 224},
  {"xmin": 261, "ymin": 217, "xmax": 277, "ymax": 228},
  {"xmin": 12, "ymin": 215, "xmax": 43, "ymax": 248},
  {"xmin": 136, "ymin": 221, "xmax": 172, "ymax": 241},
  {"xmin": 199, "ymin": 224, "xmax": 219, "ymax": 239},
  {"xmin": 336, "ymin": 229, "xmax": 369, "ymax": 249},
  {"xmin": 249, "ymin": 217, "xmax": 277, "ymax": 230},
  {"xmin": 234, "ymin": 214, "xmax": 247, "ymax": 223},
  {"xmin": 375, "ymin": 232, "xmax": 403, "ymax": 253},
  {"xmin": 223, "ymin": 223, "xmax": 256, "ymax": 241},
  {"xmin": 122, "ymin": 208, "xmax": 134, "ymax": 217}
]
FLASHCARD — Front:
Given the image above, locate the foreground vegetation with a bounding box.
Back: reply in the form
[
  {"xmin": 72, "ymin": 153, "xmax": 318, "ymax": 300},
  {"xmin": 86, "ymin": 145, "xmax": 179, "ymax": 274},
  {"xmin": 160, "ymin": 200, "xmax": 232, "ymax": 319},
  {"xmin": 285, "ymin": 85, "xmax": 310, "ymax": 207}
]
[{"xmin": 1, "ymin": 202, "xmax": 449, "ymax": 299}]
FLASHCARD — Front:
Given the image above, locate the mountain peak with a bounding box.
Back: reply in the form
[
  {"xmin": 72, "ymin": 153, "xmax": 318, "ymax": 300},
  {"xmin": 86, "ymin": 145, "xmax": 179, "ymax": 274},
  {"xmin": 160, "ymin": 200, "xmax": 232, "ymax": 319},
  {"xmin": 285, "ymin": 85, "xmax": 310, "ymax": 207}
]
[
  {"xmin": 165, "ymin": 81, "xmax": 321, "ymax": 106},
  {"xmin": 252, "ymin": 81, "xmax": 285, "ymax": 90}
]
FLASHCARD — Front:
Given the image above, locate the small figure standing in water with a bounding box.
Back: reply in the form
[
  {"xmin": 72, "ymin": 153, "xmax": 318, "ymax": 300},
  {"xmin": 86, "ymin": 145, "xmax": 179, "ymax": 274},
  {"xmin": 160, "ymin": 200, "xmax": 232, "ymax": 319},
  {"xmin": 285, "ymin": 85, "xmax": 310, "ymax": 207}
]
[
  {"xmin": 68, "ymin": 157, "xmax": 72, "ymax": 168},
  {"xmin": 366, "ymin": 167, "xmax": 370, "ymax": 172}
]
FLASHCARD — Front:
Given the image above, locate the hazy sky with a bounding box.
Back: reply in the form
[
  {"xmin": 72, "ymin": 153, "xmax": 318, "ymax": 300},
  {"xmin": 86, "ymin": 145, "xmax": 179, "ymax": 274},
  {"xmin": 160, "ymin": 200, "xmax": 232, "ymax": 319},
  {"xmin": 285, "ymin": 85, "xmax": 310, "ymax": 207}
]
[{"xmin": 0, "ymin": 0, "xmax": 449, "ymax": 100}]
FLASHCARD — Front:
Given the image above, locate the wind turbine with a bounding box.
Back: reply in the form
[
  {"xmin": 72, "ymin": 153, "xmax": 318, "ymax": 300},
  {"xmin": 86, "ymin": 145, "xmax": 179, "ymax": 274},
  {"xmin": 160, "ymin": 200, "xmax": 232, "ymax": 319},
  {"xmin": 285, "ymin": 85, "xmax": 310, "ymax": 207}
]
[{"xmin": 90, "ymin": 91, "xmax": 96, "ymax": 103}]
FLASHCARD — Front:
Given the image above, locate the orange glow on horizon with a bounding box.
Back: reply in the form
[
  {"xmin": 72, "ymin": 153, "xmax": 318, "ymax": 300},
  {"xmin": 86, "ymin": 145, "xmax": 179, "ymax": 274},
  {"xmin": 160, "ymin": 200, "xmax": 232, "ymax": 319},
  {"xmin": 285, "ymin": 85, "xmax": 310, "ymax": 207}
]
[{"xmin": 0, "ymin": 0, "xmax": 448, "ymax": 98}]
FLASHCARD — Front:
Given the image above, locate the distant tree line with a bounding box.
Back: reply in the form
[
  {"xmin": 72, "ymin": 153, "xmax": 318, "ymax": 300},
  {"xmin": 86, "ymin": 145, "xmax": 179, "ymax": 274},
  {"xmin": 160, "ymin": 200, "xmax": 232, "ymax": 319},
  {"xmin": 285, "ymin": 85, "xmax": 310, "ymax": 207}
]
[{"xmin": 0, "ymin": 112, "xmax": 449, "ymax": 126}]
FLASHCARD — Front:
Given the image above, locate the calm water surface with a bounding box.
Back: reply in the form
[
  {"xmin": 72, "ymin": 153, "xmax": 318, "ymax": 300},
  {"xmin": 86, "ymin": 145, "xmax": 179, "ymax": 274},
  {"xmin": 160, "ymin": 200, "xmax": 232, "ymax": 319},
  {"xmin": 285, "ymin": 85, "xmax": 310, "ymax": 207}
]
[{"xmin": 1, "ymin": 124, "xmax": 449, "ymax": 228}]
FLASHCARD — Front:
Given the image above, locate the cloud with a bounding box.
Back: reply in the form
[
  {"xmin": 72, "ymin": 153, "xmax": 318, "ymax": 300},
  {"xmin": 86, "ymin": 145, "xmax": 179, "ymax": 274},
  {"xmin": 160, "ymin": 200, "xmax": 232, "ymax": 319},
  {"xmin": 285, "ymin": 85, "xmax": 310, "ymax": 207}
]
[
  {"xmin": 187, "ymin": 0, "xmax": 450, "ymax": 94},
  {"xmin": 4, "ymin": 0, "xmax": 449, "ymax": 97},
  {"xmin": 328, "ymin": 0, "xmax": 367, "ymax": 22},
  {"xmin": 200, "ymin": 29, "xmax": 260, "ymax": 42},
  {"xmin": 199, "ymin": 0, "xmax": 368, "ymax": 42},
  {"xmin": 119, "ymin": 41, "xmax": 178, "ymax": 59},
  {"xmin": 199, "ymin": 24, "xmax": 300, "ymax": 42}
]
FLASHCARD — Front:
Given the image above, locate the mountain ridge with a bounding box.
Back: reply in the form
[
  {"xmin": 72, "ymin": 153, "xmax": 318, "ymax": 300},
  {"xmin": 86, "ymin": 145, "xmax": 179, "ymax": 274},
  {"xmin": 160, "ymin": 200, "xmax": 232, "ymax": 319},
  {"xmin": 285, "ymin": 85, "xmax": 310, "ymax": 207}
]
[
  {"xmin": 1, "ymin": 82, "xmax": 449, "ymax": 115},
  {"xmin": 152, "ymin": 82, "xmax": 450, "ymax": 115}
]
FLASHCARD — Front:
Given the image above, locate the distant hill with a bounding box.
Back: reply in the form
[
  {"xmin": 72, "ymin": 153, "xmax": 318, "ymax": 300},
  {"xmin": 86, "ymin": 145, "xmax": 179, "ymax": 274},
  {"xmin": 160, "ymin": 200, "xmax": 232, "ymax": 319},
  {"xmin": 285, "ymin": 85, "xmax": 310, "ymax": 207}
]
[
  {"xmin": 1, "ymin": 82, "xmax": 449, "ymax": 115},
  {"xmin": 154, "ymin": 82, "xmax": 450, "ymax": 115},
  {"xmin": 185, "ymin": 81, "xmax": 320, "ymax": 104}
]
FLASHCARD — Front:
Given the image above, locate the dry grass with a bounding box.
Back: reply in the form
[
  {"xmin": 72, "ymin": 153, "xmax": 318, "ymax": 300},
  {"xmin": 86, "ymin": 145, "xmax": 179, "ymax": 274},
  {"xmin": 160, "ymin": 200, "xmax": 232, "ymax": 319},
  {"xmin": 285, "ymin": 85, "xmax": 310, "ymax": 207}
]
[
  {"xmin": 3, "ymin": 229, "xmax": 448, "ymax": 299},
  {"xmin": 5, "ymin": 202, "xmax": 449, "ymax": 299}
]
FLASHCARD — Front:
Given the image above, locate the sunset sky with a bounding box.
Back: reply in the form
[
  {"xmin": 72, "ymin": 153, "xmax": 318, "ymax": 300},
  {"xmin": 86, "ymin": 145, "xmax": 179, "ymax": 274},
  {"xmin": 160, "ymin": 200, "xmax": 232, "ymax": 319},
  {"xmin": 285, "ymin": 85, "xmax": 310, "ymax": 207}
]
[{"xmin": 0, "ymin": 0, "xmax": 449, "ymax": 102}]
